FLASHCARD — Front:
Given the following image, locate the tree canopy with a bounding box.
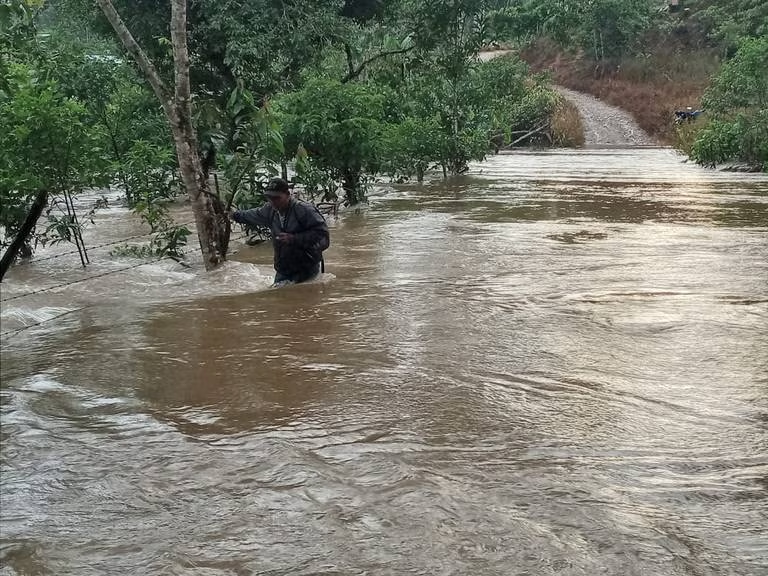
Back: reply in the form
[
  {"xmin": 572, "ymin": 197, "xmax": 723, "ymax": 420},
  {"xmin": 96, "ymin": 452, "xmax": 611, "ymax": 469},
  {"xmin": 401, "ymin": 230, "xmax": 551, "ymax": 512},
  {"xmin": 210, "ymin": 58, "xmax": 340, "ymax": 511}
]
[{"xmin": 0, "ymin": 0, "xmax": 573, "ymax": 271}]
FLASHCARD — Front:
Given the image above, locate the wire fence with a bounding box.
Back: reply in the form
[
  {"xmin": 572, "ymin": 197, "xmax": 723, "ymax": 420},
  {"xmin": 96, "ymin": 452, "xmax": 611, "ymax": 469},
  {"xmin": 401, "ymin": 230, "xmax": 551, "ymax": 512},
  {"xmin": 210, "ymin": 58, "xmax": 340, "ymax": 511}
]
[
  {"xmin": 11, "ymin": 220, "xmax": 198, "ymax": 267},
  {"xmin": 0, "ymin": 193, "xmax": 337, "ymax": 335},
  {"xmin": 0, "ymin": 308, "xmax": 85, "ymax": 339},
  {"xmin": 0, "ymin": 231, "xmax": 251, "ymax": 337}
]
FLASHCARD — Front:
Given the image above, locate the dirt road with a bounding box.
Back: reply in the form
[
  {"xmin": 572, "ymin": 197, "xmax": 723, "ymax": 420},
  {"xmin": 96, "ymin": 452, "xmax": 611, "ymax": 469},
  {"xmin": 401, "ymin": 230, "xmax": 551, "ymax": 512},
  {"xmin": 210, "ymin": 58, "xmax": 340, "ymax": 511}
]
[
  {"xmin": 555, "ymin": 86, "xmax": 656, "ymax": 147},
  {"xmin": 478, "ymin": 51, "xmax": 656, "ymax": 147}
]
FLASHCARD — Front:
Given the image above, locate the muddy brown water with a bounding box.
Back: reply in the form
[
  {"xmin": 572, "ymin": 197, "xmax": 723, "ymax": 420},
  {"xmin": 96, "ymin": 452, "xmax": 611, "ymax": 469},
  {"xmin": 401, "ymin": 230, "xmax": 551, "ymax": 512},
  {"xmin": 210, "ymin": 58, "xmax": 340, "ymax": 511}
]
[{"xmin": 1, "ymin": 148, "xmax": 767, "ymax": 575}]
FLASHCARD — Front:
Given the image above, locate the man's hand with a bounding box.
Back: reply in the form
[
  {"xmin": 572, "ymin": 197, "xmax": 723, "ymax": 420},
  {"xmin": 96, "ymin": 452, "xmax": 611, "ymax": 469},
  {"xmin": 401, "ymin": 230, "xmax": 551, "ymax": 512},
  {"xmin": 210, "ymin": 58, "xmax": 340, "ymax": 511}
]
[{"xmin": 276, "ymin": 232, "xmax": 294, "ymax": 243}]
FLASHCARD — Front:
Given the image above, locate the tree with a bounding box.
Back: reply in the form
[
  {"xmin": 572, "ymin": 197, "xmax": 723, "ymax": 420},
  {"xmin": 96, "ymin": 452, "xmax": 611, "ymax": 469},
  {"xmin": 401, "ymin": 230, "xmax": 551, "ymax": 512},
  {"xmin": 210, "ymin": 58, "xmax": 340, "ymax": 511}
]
[
  {"xmin": 1, "ymin": 0, "xmax": 112, "ymax": 277},
  {"xmin": 0, "ymin": 65, "xmax": 105, "ymax": 280},
  {"xmin": 579, "ymin": 0, "xmax": 653, "ymax": 62},
  {"xmin": 381, "ymin": 116, "xmax": 445, "ymax": 182},
  {"xmin": 389, "ymin": 54, "xmax": 556, "ymax": 176},
  {"xmin": 405, "ymin": 0, "xmax": 501, "ymax": 174},
  {"xmin": 95, "ymin": 0, "xmax": 229, "ymax": 269},
  {"xmin": 505, "ymin": 0, "xmax": 654, "ymax": 63},
  {"xmin": 692, "ymin": 0, "xmax": 768, "ymax": 54},
  {"xmin": 276, "ymin": 78, "xmax": 388, "ymax": 205},
  {"xmin": 703, "ymin": 35, "xmax": 768, "ymax": 112},
  {"xmin": 690, "ymin": 36, "xmax": 768, "ymax": 169}
]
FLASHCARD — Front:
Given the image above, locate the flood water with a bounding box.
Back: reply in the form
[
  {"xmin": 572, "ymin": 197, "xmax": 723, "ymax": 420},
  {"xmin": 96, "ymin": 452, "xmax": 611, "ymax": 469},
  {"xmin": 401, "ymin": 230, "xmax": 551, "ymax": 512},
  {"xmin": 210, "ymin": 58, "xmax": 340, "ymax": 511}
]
[{"xmin": 1, "ymin": 148, "xmax": 767, "ymax": 575}]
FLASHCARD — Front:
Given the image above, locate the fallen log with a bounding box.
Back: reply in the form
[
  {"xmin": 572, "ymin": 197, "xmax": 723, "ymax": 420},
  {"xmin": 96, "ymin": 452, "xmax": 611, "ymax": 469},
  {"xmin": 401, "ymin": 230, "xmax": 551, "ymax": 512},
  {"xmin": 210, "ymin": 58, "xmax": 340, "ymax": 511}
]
[{"xmin": 508, "ymin": 121, "xmax": 550, "ymax": 147}]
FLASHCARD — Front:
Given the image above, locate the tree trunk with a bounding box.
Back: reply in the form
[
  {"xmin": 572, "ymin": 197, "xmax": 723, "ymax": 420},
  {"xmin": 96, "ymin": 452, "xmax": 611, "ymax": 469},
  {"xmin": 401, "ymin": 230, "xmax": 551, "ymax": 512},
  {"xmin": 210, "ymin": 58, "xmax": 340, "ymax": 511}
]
[
  {"xmin": 341, "ymin": 169, "xmax": 362, "ymax": 205},
  {"xmin": 0, "ymin": 190, "xmax": 47, "ymax": 282},
  {"xmin": 168, "ymin": 0, "xmax": 228, "ymax": 266},
  {"xmin": 96, "ymin": 0, "xmax": 228, "ymax": 269}
]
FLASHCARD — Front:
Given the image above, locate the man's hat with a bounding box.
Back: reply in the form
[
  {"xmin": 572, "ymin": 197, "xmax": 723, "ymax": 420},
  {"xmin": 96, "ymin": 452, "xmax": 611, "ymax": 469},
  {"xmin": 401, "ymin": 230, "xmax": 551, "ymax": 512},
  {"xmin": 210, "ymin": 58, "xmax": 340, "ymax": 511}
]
[{"xmin": 264, "ymin": 177, "xmax": 290, "ymax": 197}]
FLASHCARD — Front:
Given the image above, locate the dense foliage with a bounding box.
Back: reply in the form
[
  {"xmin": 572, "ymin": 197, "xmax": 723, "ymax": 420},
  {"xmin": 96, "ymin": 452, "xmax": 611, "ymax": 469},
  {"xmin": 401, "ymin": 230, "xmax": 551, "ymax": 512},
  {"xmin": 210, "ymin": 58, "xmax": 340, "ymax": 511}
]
[
  {"xmin": 495, "ymin": 0, "xmax": 656, "ymax": 60},
  {"xmin": 1, "ymin": 1, "xmax": 109, "ymax": 260},
  {"xmin": 0, "ymin": 65, "xmax": 103, "ymax": 251},
  {"xmin": 674, "ymin": 2, "xmax": 768, "ymax": 169},
  {"xmin": 1, "ymin": 0, "xmax": 566, "ymax": 267},
  {"xmin": 690, "ymin": 37, "xmax": 768, "ymax": 169},
  {"xmin": 684, "ymin": 0, "xmax": 768, "ymax": 52}
]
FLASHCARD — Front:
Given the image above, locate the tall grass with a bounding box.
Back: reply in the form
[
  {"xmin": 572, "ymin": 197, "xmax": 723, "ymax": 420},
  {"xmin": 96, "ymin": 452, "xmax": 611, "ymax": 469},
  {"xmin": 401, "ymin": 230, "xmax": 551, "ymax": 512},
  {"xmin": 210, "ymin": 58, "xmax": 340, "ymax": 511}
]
[
  {"xmin": 550, "ymin": 97, "xmax": 585, "ymax": 147},
  {"xmin": 672, "ymin": 117, "xmax": 708, "ymax": 156}
]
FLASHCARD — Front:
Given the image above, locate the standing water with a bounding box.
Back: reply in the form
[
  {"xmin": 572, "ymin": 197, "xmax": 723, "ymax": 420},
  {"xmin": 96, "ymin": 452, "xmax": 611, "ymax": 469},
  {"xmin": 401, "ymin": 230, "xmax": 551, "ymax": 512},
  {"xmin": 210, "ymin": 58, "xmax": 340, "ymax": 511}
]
[{"xmin": 1, "ymin": 148, "xmax": 767, "ymax": 575}]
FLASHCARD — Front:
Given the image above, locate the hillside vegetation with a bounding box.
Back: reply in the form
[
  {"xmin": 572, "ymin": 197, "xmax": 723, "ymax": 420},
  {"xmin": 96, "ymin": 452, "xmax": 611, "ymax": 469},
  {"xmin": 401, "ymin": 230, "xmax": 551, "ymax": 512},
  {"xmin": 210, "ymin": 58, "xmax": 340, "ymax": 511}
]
[{"xmin": 502, "ymin": 0, "xmax": 767, "ymax": 170}]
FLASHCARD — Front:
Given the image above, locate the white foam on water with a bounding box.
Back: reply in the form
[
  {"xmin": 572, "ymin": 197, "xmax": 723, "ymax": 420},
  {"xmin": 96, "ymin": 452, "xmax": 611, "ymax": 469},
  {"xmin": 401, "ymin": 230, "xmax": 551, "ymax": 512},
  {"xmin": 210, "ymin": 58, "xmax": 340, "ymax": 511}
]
[
  {"xmin": 272, "ymin": 271, "xmax": 337, "ymax": 288},
  {"xmin": 180, "ymin": 259, "xmax": 274, "ymax": 298},
  {"xmin": 300, "ymin": 362, "xmax": 346, "ymax": 372},
  {"xmin": 0, "ymin": 305, "xmax": 81, "ymax": 336},
  {"xmin": 20, "ymin": 374, "xmax": 68, "ymax": 393},
  {"xmin": 0, "ymin": 256, "xmax": 335, "ymax": 344},
  {"xmin": 2, "ymin": 306, "xmax": 77, "ymax": 325}
]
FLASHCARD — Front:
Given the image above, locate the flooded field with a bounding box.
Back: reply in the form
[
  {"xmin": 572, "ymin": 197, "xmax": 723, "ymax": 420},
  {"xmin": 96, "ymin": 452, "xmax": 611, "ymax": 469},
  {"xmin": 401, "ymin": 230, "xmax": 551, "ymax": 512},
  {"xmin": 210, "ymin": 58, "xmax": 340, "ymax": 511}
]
[{"xmin": 2, "ymin": 148, "xmax": 767, "ymax": 575}]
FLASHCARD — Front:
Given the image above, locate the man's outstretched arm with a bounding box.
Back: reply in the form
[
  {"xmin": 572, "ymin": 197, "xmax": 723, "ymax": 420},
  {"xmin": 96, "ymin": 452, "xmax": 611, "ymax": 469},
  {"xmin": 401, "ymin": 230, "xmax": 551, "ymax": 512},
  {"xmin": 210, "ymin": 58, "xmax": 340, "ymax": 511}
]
[{"xmin": 231, "ymin": 205, "xmax": 272, "ymax": 228}]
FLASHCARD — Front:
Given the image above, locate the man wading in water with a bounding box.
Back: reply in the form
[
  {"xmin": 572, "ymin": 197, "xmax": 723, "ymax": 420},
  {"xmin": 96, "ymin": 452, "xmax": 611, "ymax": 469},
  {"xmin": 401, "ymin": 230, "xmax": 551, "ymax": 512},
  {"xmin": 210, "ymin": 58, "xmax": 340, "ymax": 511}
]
[{"xmin": 231, "ymin": 177, "xmax": 330, "ymax": 286}]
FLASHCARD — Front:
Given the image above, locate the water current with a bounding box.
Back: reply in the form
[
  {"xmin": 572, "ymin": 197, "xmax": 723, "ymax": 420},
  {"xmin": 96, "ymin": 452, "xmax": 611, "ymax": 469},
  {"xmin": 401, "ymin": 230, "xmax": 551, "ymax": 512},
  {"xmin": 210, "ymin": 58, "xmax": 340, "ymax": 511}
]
[{"xmin": 1, "ymin": 148, "xmax": 767, "ymax": 575}]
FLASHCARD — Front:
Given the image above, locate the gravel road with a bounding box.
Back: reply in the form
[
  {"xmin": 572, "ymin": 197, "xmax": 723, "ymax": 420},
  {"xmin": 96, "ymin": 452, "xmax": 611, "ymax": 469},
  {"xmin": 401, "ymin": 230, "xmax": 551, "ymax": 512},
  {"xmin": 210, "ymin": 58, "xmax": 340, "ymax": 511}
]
[
  {"xmin": 478, "ymin": 51, "xmax": 656, "ymax": 147},
  {"xmin": 555, "ymin": 86, "xmax": 656, "ymax": 147}
]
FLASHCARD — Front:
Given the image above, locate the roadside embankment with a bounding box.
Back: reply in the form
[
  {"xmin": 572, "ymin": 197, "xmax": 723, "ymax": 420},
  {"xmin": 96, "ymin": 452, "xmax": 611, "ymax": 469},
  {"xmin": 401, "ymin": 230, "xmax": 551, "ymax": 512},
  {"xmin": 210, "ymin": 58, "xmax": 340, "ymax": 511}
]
[{"xmin": 520, "ymin": 39, "xmax": 721, "ymax": 145}]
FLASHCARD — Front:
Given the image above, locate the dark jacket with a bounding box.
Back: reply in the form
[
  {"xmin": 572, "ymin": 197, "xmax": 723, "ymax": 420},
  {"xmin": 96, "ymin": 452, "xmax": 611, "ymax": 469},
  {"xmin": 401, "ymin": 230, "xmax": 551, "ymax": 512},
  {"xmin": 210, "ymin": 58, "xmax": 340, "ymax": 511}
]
[{"xmin": 232, "ymin": 198, "xmax": 330, "ymax": 279}]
